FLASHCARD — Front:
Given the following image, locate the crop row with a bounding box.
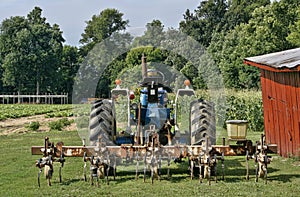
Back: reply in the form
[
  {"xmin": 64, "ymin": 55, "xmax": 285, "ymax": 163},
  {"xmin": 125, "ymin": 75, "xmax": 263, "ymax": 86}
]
[
  {"xmin": 0, "ymin": 104, "xmax": 73, "ymax": 121},
  {"xmin": 197, "ymin": 89, "xmax": 264, "ymax": 132}
]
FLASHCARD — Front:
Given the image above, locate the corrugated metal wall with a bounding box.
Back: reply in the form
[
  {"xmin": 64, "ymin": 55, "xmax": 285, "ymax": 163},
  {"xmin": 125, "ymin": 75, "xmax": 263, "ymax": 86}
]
[{"xmin": 260, "ymin": 70, "xmax": 300, "ymax": 157}]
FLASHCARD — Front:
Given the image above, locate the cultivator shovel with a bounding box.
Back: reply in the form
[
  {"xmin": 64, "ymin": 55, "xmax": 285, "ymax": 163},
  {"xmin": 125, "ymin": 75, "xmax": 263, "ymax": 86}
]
[
  {"xmin": 190, "ymin": 136, "xmax": 225, "ymax": 185},
  {"xmin": 35, "ymin": 137, "xmax": 65, "ymax": 187},
  {"xmin": 245, "ymin": 134, "xmax": 272, "ymax": 184}
]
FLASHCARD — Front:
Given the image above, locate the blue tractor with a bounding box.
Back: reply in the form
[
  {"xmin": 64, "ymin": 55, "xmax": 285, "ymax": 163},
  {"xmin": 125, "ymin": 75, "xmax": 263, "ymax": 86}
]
[{"xmin": 89, "ymin": 55, "xmax": 216, "ymax": 149}]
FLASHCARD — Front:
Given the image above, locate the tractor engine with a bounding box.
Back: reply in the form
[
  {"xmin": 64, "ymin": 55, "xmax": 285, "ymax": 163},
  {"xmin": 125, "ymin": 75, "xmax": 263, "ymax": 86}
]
[{"xmin": 136, "ymin": 69, "xmax": 173, "ymax": 146}]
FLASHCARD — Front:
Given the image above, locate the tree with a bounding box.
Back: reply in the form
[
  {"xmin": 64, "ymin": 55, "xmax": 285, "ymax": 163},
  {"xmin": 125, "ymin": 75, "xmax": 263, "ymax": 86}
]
[
  {"xmin": 0, "ymin": 16, "xmax": 29, "ymax": 92},
  {"xmin": 179, "ymin": 0, "xmax": 227, "ymax": 47},
  {"xmin": 79, "ymin": 8, "xmax": 129, "ymax": 56},
  {"xmin": 208, "ymin": 0, "xmax": 299, "ymax": 89},
  {"xmin": 224, "ymin": 0, "xmax": 270, "ymax": 30},
  {"xmin": 57, "ymin": 45, "xmax": 81, "ymax": 96},
  {"xmin": 287, "ymin": 7, "xmax": 300, "ymax": 47},
  {"xmin": 0, "ymin": 7, "xmax": 65, "ymax": 95},
  {"xmin": 132, "ymin": 19, "xmax": 165, "ymax": 47}
]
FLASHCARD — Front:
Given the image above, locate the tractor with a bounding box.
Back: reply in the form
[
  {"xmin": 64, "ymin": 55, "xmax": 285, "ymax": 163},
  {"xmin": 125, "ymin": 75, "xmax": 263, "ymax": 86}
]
[
  {"xmin": 86, "ymin": 55, "xmax": 217, "ymax": 183},
  {"xmin": 89, "ymin": 55, "xmax": 216, "ymax": 147}
]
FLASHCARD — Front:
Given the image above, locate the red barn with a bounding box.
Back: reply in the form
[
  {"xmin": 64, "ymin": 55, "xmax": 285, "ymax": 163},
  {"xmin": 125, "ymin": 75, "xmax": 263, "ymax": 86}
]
[{"xmin": 244, "ymin": 48, "xmax": 300, "ymax": 157}]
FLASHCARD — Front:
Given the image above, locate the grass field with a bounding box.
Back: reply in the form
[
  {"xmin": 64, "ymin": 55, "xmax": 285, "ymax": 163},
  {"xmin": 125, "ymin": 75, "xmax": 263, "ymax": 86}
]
[
  {"xmin": 0, "ymin": 104, "xmax": 300, "ymax": 196},
  {"xmin": 1, "ymin": 128, "xmax": 300, "ymax": 197}
]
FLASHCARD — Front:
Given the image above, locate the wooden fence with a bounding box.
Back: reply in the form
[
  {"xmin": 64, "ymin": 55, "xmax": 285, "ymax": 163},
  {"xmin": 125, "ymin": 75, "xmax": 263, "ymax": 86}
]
[{"xmin": 0, "ymin": 94, "xmax": 68, "ymax": 104}]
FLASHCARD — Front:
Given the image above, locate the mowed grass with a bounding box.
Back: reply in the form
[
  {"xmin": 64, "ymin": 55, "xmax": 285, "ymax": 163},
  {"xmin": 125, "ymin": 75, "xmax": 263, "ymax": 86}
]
[{"xmin": 0, "ymin": 129, "xmax": 300, "ymax": 197}]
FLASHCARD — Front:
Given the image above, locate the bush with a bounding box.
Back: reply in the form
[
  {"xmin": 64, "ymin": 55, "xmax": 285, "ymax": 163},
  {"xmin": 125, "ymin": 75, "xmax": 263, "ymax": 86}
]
[
  {"xmin": 48, "ymin": 118, "xmax": 73, "ymax": 131},
  {"xmin": 26, "ymin": 121, "xmax": 40, "ymax": 131}
]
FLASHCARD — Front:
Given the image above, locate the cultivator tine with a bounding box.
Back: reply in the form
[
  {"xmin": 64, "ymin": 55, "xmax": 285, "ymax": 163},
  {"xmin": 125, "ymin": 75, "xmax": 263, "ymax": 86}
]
[
  {"xmin": 246, "ymin": 150, "xmax": 249, "ymax": 180},
  {"xmin": 207, "ymin": 157, "xmax": 211, "ymax": 185},
  {"xmin": 125, "ymin": 149, "xmax": 130, "ymax": 165},
  {"xmin": 143, "ymin": 154, "xmax": 147, "ymax": 183},
  {"xmin": 221, "ymin": 152, "xmax": 225, "ymax": 181},
  {"xmin": 59, "ymin": 166, "xmax": 62, "ymax": 183},
  {"xmin": 113, "ymin": 154, "xmax": 117, "ymax": 181},
  {"xmin": 135, "ymin": 151, "xmax": 139, "ymax": 180},
  {"xmin": 255, "ymin": 155, "xmax": 258, "ymax": 182},
  {"xmin": 151, "ymin": 164, "xmax": 154, "ymax": 184},
  {"xmin": 96, "ymin": 174, "xmax": 99, "ymax": 187},
  {"xmin": 214, "ymin": 154, "xmax": 217, "ymax": 183},
  {"xmin": 264, "ymin": 154, "xmax": 268, "ymax": 184},
  {"xmin": 199, "ymin": 157, "xmax": 202, "ymax": 184},
  {"xmin": 46, "ymin": 155, "xmax": 53, "ymax": 186},
  {"xmin": 38, "ymin": 168, "xmax": 42, "ymax": 188},
  {"xmin": 59, "ymin": 148, "xmax": 65, "ymax": 183},
  {"xmin": 255, "ymin": 142, "xmax": 259, "ymax": 182},
  {"xmin": 190, "ymin": 158, "xmax": 194, "ymax": 180},
  {"xmin": 106, "ymin": 155, "xmax": 110, "ymax": 185},
  {"xmin": 158, "ymin": 154, "xmax": 162, "ymax": 181},
  {"xmin": 83, "ymin": 152, "xmax": 87, "ymax": 182},
  {"xmin": 167, "ymin": 153, "xmax": 171, "ymax": 178},
  {"xmin": 150, "ymin": 155, "xmax": 155, "ymax": 184}
]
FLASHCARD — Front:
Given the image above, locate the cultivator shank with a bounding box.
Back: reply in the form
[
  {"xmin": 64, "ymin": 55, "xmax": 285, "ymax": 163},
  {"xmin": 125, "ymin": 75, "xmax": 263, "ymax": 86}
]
[
  {"xmin": 246, "ymin": 134, "xmax": 272, "ymax": 183},
  {"xmin": 34, "ymin": 137, "xmax": 65, "ymax": 187}
]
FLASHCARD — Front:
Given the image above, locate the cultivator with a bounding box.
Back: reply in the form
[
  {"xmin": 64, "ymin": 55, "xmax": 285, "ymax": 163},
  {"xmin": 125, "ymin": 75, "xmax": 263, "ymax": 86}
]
[{"xmin": 32, "ymin": 134, "xmax": 277, "ymax": 187}]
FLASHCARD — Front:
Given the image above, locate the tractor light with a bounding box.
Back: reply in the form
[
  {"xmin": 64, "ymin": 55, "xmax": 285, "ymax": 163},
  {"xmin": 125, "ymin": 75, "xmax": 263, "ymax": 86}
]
[
  {"xmin": 129, "ymin": 91, "xmax": 135, "ymax": 100},
  {"xmin": 115, "ymin": 79, "xmax": 121, "ymax": 89},
  {"xmin": 184, "ymin": 79, "xmax": 191, "ymax": 87},
  {"xmin": 115, "ymin": 79, "xmax": 121, "ymax": 85}
]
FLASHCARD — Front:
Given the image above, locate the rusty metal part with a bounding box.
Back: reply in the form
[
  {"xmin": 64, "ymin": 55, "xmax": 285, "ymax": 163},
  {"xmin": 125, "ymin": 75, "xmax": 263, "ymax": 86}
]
[
  {"xmin": 32, "ymin": 144, "xmax": 277, "ymax": 157},
  {"xmin": 32, "ymin": 136, "xmax": 277, "ymax": 186},
  {"xmin": 245, "ymin": 134, "xmax": 273, "ymax": 184},
  {"xmin": 34, "ymin": 137, "xmax": 65, "ymax": 187}
]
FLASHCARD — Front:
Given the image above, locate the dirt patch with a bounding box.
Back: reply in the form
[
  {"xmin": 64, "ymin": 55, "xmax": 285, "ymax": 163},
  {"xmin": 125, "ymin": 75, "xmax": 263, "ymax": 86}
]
[{"xmin": 0, "ymin": 115, "xmax": 77, "ymax": 135}]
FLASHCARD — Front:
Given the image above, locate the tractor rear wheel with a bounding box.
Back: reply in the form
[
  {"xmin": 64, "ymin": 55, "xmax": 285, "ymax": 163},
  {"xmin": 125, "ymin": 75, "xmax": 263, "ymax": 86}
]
[
  {"xmin": 190, "ymin": 99, "xmax": 216, "ymax": 146},
  {"xmin": 89, "ymin": 99, "xmax": 115, "ymax": 146}
]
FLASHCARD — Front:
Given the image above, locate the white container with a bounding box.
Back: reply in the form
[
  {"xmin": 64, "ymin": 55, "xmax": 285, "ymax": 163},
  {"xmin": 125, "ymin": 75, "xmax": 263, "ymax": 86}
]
[{"xmin": 226, "ymin": 120, "xmax": 248, "ymax": 139}]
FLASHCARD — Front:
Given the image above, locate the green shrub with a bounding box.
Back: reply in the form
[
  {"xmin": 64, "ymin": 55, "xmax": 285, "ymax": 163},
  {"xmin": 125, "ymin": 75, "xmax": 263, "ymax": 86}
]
[
  {"xmin": 48, "ymin": 118, "xmax": 73, "ymax": 131},
  {"xmin": 26, "ymin": 121, "xmax": 40, "ymax": 131}
]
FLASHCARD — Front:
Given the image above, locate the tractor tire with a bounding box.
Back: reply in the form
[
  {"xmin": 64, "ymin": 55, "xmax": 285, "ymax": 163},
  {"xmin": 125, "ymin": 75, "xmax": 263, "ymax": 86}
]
[
  {"xmin": 89, "ymin": 99, "xmax": 115, "ymax": 146},
  {"xmin": 190, "ymin": 99, "xmax": 216, "ymax": 146}
]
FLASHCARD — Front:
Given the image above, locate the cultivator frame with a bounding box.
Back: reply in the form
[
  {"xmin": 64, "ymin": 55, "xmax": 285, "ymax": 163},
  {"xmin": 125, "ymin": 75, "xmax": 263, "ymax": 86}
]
[{"xmin": 32, "ymin": 135, "xmax": 277, "ymax": 187}]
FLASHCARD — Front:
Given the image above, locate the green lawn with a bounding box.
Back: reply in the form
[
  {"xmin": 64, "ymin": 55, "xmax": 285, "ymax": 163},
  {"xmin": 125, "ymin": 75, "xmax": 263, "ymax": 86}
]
[{"xmin": 0, "ymin": 129, "xmax": 300, "ymax": 196}]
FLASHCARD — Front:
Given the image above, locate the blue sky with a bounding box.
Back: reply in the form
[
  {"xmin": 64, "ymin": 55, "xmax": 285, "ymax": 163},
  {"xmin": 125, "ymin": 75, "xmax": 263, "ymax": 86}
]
[{"xmin": 0, "ymin": 0, "xmax": 200, "ymax": 46}]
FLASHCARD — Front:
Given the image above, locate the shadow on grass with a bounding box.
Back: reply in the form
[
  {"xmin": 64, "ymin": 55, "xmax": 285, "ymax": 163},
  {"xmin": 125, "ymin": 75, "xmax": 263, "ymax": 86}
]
[
  {"xmin": 59, "ymin": 178, "xmax": 82, "ymax": 186},
  {"xmin": 268, "ymin": 174, "xmax": 300, "ymax": 183},
  {"xmin": 57, "ymin": 156, "xmax": 296, "ymax": 185},
  {"xmin": 113, "ymin": 166, "xmax": 190, "ymax": 183}
]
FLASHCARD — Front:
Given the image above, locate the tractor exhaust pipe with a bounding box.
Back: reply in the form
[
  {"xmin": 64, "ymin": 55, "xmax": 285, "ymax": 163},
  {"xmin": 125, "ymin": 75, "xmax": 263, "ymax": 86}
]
[{"xmin": 142, "ymin": 54, "xmax": 147, "ymax": 79}]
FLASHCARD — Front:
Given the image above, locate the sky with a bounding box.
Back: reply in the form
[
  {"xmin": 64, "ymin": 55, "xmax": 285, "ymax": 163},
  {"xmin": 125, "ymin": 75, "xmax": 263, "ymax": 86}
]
[{"xmin": 0, "ymin": 0, "xmax": 201, "ymax": 46}]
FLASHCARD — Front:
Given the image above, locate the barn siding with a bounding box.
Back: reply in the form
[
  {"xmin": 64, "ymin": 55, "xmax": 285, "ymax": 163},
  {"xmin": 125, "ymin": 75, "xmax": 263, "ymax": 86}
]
[{"xmin": 260, "ymin": 70, "xmax": 300, "ymax": 157}]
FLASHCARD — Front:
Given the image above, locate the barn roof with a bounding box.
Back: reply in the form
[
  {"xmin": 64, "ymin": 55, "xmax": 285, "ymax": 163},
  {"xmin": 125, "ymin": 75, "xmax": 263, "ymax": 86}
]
[{"xmin": 244, "ymin": 48, "xmax": 300, "ymax": 72}]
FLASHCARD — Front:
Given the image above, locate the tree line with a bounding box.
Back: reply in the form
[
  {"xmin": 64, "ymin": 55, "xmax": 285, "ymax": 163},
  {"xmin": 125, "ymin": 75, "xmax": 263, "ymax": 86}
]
[{"xmin": 0, "ymin": 0, "xmax": 300, "ymax": 99}]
